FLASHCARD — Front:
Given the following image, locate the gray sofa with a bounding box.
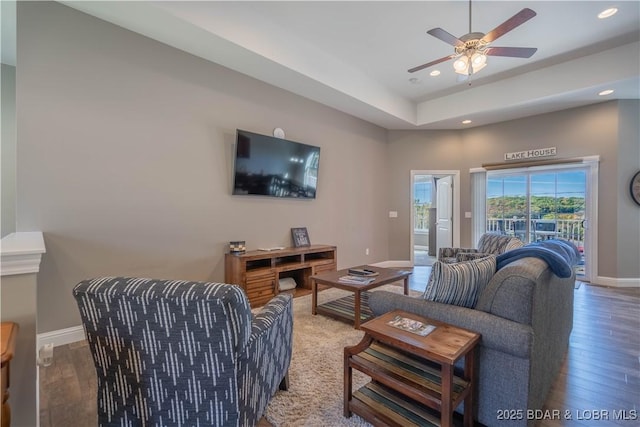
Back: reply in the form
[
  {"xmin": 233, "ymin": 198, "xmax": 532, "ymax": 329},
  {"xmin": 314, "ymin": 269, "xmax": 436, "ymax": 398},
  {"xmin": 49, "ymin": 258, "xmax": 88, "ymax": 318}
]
[{"xmin": 369, "ymin": 257, "xmax": 574, "ymax": 427}]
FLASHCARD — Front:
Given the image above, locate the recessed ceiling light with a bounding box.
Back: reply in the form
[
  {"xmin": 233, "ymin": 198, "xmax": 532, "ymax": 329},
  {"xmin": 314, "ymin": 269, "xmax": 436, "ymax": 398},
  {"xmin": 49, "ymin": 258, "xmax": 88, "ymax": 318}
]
[
  {"xmin": 409, "ymin": 77, "xmax": 422, "ymax": 84},
  {"xmin": 430, "ymin": 70, "xmax": 441, "ymax": 77},
  {"xmin": 599, "ymin": 89, "xmax": 614, "ymax": 96},
  {"xmin": 598, "ymin": 8, "xmax": 618, "ymax": 19},
  {"xmin": 462, "ymin": 119, "xmax": 472, "ymax": 124}
]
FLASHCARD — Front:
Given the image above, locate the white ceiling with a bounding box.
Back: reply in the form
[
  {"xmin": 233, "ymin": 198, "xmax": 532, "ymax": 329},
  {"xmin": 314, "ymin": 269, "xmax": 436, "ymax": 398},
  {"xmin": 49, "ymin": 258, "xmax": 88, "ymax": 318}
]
[{"xmin": 60, "ymin": 1, "xmax": 640, "ymax": 129}]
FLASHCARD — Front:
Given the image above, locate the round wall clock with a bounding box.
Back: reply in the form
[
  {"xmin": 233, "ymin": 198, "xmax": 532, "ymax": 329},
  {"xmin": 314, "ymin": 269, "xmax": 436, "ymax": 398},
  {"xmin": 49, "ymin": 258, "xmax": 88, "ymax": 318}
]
[{"xmin": 631, "ymin": 170, "xmax": 640, "ymax": 206}]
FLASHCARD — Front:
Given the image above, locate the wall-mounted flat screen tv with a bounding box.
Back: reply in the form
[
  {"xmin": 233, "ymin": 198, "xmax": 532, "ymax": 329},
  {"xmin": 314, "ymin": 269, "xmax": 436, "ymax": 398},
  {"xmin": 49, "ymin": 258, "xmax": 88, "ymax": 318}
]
[{"xmin": 232, "ymin": 129, "xmax": 320, "ymax": 199}]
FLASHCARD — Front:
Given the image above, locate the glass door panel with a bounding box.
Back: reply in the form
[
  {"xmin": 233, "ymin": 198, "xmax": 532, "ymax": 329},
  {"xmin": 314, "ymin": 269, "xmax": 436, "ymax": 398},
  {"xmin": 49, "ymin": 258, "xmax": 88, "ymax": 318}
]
[
  {"xmin": 551, "ymin": 170, "xmax": 586, "ymax": 275},
  {"xmin": 530, "ymin": 173, "xmax": 558, "ymax": 242},
  {"xmin": 412, "ymin": 175, "xmax": 434, "ymax": 266},
  {"xmin": 487, "ymin": 175, "xmax": 527, "ymax": 238},
  {"xmin": 487, "ymin": 168, "xmax": 587, "ymax": 277}
]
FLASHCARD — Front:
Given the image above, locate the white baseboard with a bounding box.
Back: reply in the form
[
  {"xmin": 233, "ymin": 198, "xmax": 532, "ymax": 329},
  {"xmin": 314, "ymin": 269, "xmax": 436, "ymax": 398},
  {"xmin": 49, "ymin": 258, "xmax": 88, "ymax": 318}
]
[
  {"xmin": 592, "ymin": 276, "xmax": 640, "ymax": 288},
  {"xmin": 370, "ymin": 260, "xmax": 413, "ymax": 268},
  {"xmin": 37, "ymin": 325, "xmax": 85, "ymax": 350}
]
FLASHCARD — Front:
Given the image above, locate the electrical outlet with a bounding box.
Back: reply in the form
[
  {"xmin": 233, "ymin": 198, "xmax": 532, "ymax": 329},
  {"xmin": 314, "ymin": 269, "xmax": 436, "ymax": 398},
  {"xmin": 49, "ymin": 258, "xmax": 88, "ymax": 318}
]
[
  {"xmin": 39, "ymin": 343, "xmax": 54, "ymax": 367},
  {"xmin": 365, "ymin": 248, "xmax": 370, "ymax": 255}
]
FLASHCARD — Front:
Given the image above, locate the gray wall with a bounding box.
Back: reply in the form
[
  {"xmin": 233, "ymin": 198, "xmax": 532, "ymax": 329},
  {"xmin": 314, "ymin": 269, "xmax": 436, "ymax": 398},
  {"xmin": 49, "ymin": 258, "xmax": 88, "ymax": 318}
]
[
  {"xmin": 386, "ymin": 130, "xmax": 463, "ymax": 256},
  {"xmin": 0, "ymin": 273, "xmax": 37, "ymax": 427},
  {"xmin": 17, "ymin": 2, "xmax": 389, "ymax": 334},
  {"xmin": 617, "ymin": 100, "xmax": 640, "ymax": 278},
  {"xmin": 1, "ymin": 63, "xmax": 16, "ymax": 237},
  {"xmin": 387, "ymin": 100, "xmax": 639, "ymax": 279}
]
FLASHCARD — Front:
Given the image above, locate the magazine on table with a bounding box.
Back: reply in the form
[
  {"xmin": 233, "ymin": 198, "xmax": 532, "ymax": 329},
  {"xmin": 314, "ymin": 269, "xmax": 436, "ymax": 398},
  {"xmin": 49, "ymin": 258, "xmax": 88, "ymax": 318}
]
[
  {"xmin": 387, "ymin": 315, "xmax": 436, "ymax": 336},
  {"xmin": 347, "ymin": 267, "xmax": 379, "ymax": 277},
  {"xmin": 338, "ymin": 275, "xmax": 376, "ymax": 285}
]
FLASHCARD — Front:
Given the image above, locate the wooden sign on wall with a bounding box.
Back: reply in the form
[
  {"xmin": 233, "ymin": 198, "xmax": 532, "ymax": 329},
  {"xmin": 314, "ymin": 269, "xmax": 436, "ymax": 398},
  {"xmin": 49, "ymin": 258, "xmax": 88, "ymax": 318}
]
[{"xmin": 504, "ymin": 147, "xmax": 556, "ymax": 161}]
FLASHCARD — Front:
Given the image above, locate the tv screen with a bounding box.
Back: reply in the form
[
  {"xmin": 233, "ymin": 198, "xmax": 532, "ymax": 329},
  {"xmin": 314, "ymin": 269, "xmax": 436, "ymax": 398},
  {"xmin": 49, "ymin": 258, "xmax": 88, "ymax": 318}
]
[{"xmin": 232, "ymin": 129, "xmax": 320, "ymax": 199}]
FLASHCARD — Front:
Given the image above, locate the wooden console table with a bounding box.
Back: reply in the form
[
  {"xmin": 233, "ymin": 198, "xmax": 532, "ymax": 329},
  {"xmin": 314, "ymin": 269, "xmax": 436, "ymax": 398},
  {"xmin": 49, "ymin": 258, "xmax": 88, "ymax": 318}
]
[
  {"xmin": 1, "ymin": 322, "xmax": 18, "ymax": 427},
  {"xmin": 225, "ymin": 245, "xmax": 336, "ymax": 307},
  {"xmin": 344, "ymin": 310, "xmax": 480, "ymax": 427}
]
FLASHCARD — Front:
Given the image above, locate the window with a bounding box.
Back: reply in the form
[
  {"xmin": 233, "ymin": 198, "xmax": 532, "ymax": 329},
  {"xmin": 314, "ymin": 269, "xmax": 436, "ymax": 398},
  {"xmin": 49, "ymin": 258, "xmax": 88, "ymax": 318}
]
[{"xmin": 413, "ymin": 178, "xmax": 432, "ymax": 232}]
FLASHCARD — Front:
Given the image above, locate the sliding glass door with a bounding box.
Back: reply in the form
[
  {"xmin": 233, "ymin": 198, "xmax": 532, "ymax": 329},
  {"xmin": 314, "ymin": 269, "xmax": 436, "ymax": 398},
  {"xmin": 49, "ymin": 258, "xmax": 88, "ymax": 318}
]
[{"xmin": 487, "ymin": 167, "xmax": 588, "ymax": 277}]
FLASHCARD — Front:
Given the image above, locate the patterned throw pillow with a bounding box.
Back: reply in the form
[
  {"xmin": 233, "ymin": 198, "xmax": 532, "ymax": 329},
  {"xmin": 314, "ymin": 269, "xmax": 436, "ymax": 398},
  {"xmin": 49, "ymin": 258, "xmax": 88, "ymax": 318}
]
[{"xmin": 423, "ymin": 255, "xmax": 497, "ymax": 308}]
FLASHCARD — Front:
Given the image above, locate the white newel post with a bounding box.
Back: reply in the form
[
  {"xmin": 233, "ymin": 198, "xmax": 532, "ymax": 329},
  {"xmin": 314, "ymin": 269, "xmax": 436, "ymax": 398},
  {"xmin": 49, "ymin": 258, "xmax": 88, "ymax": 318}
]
[{"xmin": 1, "ymin": 231, "xmax": 45, "ymax": 427}]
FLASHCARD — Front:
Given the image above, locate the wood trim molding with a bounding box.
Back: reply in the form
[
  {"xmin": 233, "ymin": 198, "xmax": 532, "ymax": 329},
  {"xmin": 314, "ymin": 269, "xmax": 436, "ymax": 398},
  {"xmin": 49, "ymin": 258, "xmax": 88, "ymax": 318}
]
[
  {"xmin": 482, "ymin": 157, "xmax": 583, "ymax": 170},
  {"xmin": 1, "ymin": 232, "xmax": 46, "ymax": 276},
  {"xmin": 471, "ymin": 156, "xmax": 600, "ymax": 173}
]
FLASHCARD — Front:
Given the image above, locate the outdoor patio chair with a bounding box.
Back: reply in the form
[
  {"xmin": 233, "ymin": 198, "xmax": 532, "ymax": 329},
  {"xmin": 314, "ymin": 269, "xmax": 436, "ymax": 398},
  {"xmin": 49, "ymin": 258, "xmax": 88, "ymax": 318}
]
[{"xmin": 438, "ymin": 232, "xmax": 524, "ymax": 263}]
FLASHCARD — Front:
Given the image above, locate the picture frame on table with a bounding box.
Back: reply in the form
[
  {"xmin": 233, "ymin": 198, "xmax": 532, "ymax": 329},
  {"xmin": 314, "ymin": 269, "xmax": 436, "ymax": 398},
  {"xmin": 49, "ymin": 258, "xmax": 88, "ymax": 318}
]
[{"xmin": 291, "ymin": 227, "xmax": 311, "ymax": 247}]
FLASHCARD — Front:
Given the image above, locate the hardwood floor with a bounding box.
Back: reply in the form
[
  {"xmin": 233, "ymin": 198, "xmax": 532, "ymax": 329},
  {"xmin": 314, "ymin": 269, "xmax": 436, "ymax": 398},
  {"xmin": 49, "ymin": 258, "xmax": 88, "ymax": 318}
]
[
  {"xmin": 539, "ymin": 283, "xmax": 640, "ymax": 427},
  {"xmin": 39, "ymin": 269, "xmax": 639, "ymax": 426}
]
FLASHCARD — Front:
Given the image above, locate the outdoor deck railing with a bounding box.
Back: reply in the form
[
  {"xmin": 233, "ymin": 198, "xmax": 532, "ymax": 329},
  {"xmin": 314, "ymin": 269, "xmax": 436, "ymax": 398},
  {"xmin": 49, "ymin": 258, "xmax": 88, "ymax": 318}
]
[
  {"xmin": 414, "ymin": 206, "xmax": 430, "ymax": 231},
  {"xmin": 414, "ymin": 207, "xmax": 583, "ymax": 247},
  {"xmin": 487, "ymin": 218, "xmax": 584, "ymax": 247}
]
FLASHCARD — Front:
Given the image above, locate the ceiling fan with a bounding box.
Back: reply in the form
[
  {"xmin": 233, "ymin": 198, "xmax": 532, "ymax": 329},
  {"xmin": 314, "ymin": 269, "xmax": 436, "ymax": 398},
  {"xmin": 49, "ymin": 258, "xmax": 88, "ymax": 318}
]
[{"xmin": 408, "ymin": 0, "xmax": 538, "ymax": 77}]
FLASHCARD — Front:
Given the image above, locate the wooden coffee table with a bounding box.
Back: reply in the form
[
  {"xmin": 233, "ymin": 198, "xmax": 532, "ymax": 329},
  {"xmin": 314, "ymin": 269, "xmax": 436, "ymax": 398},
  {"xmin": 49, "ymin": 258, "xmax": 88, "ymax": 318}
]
[
  {"xmin": 344, "ymin": 310, "xmax": 480, "ymax": 427},
  {"xmin": 310, "ymin": 265, "xmax": 411, "ymax": 329}
]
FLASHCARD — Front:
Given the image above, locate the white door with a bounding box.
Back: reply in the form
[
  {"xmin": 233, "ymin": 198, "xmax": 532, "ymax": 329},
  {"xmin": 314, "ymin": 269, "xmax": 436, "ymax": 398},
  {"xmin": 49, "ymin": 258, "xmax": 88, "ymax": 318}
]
[{"xmin": 436, "ymin": 176, "xmax": 453, "ymax": 254}]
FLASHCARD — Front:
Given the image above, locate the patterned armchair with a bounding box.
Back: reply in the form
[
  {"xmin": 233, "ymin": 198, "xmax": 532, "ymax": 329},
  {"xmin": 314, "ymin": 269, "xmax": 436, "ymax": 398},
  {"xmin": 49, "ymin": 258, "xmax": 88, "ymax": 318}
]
[
  {"xmin": 439, "ymin": 233, "xmax": 524, "ymax": 263},
  {"xmin": 73, "ymin": 277, "xmax": 293, "ymax": 427}
]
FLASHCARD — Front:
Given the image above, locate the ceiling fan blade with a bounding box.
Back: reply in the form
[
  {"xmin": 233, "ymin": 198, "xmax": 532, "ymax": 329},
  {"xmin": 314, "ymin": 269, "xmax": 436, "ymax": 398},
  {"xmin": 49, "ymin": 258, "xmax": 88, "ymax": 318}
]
[
  {"xmin": 427, "ymin": 28, "xmax": 464, "ymax": 47},
  {"xmin": 485, "ymin": 47, "xmax": 538, "ymax": 58},
  {"xmin": 408, "ymin": 55, "xmax": 456, "ymax": 73},
  {"xmin": 481, "ymin": 8, "xmax": 537, "ymax": 43}
]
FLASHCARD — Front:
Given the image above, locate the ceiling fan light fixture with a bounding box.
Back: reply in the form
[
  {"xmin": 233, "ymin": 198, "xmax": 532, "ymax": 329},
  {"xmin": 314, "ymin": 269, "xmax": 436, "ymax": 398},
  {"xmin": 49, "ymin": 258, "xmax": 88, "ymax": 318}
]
[
  {"xmin": 471, "ymin": 52, "xmax": 486, "ymax": 67},
  {"xmin": 472, "ymin": 60, "xmax": 487, "ymax": 74},
  {"xmin": 453, "ymin": 56, "xmax": 469, "ymax": 73},
  {"xmin": 453, "ymin": 52, "xmax": 487, "ymax": 75},
  {"xmin": 471, "ymin": 51, "xmax": 487, "ymax": 73}
]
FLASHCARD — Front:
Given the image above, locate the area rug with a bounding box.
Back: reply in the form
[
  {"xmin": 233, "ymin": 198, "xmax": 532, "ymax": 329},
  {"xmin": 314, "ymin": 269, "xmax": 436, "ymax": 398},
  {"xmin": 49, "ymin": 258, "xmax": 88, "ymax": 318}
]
[{"xmin": 264, "ymin": 285, "xmax": 420, "ymax": 426}]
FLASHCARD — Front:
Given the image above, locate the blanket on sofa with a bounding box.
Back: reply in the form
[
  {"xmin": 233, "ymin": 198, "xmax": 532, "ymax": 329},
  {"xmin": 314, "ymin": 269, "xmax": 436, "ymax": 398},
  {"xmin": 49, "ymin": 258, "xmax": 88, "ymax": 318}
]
[{"xmin": 496, "ymin": 239, "xmax": 581, "ymax": 278}]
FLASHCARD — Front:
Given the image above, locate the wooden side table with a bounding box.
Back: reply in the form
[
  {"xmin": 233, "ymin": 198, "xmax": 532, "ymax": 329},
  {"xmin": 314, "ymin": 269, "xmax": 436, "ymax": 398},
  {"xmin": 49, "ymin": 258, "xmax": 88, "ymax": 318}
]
[
  {"xmin": 1, "ymin": 322, "xmax": 18, "ymax": 427},
  {"xmin": 344, "ymin": 310, "xmax": 480, "ymax": 427}
]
